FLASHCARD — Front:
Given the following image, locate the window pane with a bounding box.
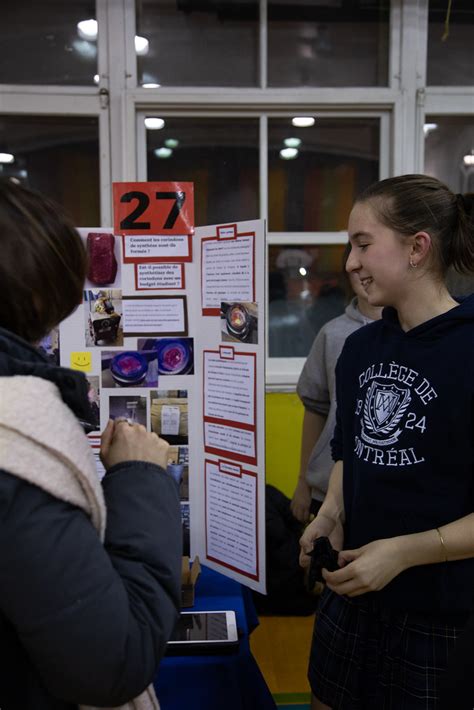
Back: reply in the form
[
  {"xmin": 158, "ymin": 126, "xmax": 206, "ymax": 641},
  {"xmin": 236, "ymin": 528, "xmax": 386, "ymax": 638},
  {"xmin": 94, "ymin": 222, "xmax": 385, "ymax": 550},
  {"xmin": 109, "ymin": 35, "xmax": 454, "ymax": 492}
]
[
  {"xmin": 0, "ymin": 116, "xmax": 100, "ymax": 226},
  {"xmin": 269, "ymin": 244, "xmax": 347, "ymax": 357},
  {"xmin": 145, "ymin": 117, "xmax": 259, "ymax": 225},
  {"xmin": 424, "ymin": 115, "xmax": 474, "ymax": 299},
  {"xmin": 1, "ymin": 2, "xmax": 98, "ymax": 86},
  {"xmin": 427, "ymin": 1, "xmax": 474, "ymax": 86},
  {"xmin": 424, "ymin": 116, "xmax": 474, "ymax": 193},
  {"xmin": 268, "ymin": 117, "xmax": 379, "ymax": 232},
  {"xmin": 268, "ymin": 0, "xmax": 389, "ymax": 88},
  {"xmin": 136, "ymin": 0, "xmax": 259, "ymax": 87}
]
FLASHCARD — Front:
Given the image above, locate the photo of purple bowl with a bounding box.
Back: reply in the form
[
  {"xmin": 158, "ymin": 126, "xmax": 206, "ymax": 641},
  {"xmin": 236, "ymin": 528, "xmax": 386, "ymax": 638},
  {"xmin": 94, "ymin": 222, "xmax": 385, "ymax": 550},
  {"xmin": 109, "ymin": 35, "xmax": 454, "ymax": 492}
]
[
  {"xmin": 110, "ymin": 351, "xmax": 148, "ymax": 386},
  {"xmin": 156, "ymin": 339, "xmax": 194, "ymax": 375}
]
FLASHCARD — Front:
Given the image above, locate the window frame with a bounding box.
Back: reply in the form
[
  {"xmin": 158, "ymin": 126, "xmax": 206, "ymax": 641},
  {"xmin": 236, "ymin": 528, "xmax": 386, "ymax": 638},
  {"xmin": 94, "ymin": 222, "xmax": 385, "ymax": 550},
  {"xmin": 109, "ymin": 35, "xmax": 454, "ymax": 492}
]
[{"xmin": 2, "ymin": 0, "xmax": 473, "ymax": 389}]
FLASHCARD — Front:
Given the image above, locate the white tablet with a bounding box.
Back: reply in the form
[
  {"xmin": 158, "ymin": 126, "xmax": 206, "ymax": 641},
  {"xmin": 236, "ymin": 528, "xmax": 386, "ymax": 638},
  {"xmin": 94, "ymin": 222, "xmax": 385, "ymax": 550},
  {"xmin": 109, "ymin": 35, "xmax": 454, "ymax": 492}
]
[{"xmin": 166, "ymin": 610, "xmax": 239, "ymax": 654}]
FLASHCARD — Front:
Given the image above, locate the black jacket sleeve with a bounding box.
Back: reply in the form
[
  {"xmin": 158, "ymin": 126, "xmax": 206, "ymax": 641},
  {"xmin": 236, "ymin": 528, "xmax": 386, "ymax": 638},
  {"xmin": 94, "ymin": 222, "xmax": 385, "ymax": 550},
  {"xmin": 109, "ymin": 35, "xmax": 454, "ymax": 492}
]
[{"xmin": 0, "ymin": 462, "xmax": 182, "ymax": 706}]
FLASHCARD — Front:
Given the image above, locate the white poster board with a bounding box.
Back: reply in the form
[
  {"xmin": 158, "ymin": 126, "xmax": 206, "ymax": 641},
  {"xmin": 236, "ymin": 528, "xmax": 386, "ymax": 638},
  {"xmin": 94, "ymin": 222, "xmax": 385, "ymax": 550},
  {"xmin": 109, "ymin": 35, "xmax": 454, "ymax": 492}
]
[{"xmin": 58, "ymin": 207, "xmax": 266, "ymax": 594}]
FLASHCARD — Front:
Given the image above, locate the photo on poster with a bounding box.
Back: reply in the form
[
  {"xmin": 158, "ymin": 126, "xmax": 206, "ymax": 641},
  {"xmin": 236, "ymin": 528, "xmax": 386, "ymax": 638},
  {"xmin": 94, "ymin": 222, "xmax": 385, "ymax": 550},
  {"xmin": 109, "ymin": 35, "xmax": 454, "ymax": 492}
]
[
  {"xmin": 85, "ymin": 232, "xmax": 118, "ymax": 287},
  {"xmin": 86, "ymin": 376, "xmax": 100, "ymax": 432},
  {"xmin": 38, "ymin": 327, "xmax": 60, "ymax": 366},
  {"xmin": 108, "ymin": 394, "xmax": 147, "ymax": 427},
  {"xmin": 101, "ymin": 350, "xmax": 158, "ymax": 388},
  {"xmin": 181, "ymin": 502, "xmax": 190, "ymax": 557},
  {"xmin": 84, "ymin": 289, "xmax": 123, "ymax": 347},
  {"xmin": 138, "ymin": 338, "xmax": 194, "ymax": 376},
  {"xmin": 178, "ymin": 460, "xmax": 189, "ymax": 502},
  {"xmin": 220, "ymin": 302, "xmax": 258, "ymax": 344},
  {"xmin": 167, "ymin": 444, "xmax": 189, "ymax": 501},
  {"xmin": 150, "ymin": 390, "xmax": 188, "ymax": 445}
]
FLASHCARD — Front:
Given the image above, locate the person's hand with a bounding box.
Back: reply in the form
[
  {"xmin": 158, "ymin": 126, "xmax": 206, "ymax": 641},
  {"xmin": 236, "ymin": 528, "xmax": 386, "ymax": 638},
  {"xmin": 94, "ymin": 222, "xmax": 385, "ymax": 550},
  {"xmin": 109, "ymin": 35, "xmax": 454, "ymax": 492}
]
[
  {"xmin": 100, "ymin": 419, "xmax": 169, "ymax": 471},
  {"xmin": 299, "ymin": 513, "xmax": 344, "ymax": 569},
  {"xmin": 290, "ymin": 478, "xmax": 312, "ymax": 523},
  {"xmin": 322, "ymin": 537, "xmax": 405, "ymax": 597}
]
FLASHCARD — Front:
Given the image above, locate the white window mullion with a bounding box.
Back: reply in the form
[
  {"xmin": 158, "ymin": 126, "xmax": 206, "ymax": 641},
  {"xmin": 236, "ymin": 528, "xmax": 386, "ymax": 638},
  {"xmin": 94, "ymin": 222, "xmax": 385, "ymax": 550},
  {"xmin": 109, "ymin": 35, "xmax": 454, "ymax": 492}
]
[
  {"xmin": 95, "ymin": 0, "xmax": 112, "ymax": 226},
  {"xmin": 260, "ymin": 0, "xmax": 267, "ymax": 89},
  {"xmin": 136, "ymin": 111, "xmax": 148, "ymax": 181},
  {"xmin": 106, "ymin": 0, "xmax": 136, "ymax": 181},
  {"xmin": 259, "ymin": 114, "xmax": 268, "ymax": 222},
  {"xmin": 396, "ymin": 0, "xmax": 428, "ymax": 175},
  {"xmin": 389, "ymin": 0, "xmax": 402, "ymax": 90},
  {"xmin": 379, "ymin": 112, "xmax": 391, "ymax": 179}
]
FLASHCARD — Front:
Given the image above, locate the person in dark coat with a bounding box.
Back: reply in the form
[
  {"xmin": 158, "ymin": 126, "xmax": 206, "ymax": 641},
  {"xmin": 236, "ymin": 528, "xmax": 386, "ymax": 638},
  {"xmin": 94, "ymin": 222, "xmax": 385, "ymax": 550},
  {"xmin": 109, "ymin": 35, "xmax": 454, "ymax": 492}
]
[{"xmin": 0, "ymin": 177, "xmax": 182, "ymax": 710}]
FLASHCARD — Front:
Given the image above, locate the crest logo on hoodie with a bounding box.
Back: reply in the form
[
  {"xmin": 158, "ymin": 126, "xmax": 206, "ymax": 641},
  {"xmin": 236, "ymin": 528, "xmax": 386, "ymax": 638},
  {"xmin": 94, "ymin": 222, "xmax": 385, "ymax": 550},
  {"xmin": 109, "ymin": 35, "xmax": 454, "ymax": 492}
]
[
  {"xmin": 361, "ymin": 381, "xmax": 411, "ymax": 446},
  {"xmin": 354, "ymin": 361, "xmax": 438, "ymax": 466}
]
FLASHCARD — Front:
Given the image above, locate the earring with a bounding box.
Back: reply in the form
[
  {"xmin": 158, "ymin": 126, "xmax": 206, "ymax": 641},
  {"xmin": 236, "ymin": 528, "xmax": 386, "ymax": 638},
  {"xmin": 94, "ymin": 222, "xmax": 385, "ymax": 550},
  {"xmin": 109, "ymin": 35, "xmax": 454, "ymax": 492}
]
[{"xmin": 409, "ymin": 258, "xmax": 418, "ymax": 269}]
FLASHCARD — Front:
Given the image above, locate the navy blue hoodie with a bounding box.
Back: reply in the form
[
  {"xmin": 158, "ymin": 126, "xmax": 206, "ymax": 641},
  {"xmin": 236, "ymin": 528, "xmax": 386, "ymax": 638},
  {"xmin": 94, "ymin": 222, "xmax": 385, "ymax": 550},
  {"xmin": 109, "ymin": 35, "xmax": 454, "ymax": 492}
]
[{"xmin": 332, "ymin": 294, "xmax": 474, "ymax": 617}]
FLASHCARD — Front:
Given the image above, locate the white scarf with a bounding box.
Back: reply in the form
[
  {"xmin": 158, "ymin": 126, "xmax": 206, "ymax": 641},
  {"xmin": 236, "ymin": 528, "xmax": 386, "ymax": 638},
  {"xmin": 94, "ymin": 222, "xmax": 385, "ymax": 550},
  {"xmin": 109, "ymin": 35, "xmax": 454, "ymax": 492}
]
[{"xmin": 0, "ymin": 375, "xmax": 160, "ymax": 710}]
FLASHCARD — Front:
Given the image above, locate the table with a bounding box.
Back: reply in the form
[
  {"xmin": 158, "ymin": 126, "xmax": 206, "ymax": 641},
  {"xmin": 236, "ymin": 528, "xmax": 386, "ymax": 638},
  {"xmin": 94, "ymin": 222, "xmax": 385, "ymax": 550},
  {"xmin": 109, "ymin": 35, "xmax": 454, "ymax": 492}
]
[{"xmin": 154, "ymin": 565, "xmax": 277, "ymax": 710}]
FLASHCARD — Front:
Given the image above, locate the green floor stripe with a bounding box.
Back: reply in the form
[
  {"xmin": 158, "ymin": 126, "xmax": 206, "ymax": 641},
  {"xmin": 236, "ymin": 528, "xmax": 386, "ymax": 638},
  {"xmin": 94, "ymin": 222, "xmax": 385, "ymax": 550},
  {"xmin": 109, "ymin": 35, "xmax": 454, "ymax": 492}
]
[{"xmin": 273, "ymin": 692, "xmax": 311, "ymax": 703}]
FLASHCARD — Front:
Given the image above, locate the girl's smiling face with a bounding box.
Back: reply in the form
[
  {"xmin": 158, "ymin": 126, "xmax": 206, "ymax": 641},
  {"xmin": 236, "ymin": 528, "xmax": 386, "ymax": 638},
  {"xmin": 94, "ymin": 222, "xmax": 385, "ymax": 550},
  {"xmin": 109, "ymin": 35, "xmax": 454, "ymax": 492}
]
[{"xmin": 346, "ymin": 200, "xmax": 413, "ymax": 309}]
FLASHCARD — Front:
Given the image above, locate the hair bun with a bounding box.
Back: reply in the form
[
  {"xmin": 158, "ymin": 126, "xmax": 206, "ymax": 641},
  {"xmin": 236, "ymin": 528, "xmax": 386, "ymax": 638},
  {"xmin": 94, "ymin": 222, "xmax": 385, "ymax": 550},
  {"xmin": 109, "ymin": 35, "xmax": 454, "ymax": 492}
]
[{"xmin": 457, "ymin": 193, "xmax": 474, "ymax": 219}]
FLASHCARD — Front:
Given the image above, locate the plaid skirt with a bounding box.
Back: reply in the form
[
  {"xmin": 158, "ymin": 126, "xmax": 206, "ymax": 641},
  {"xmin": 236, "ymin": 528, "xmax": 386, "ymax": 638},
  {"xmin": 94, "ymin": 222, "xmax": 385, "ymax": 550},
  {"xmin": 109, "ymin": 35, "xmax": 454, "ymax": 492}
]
[{"xmin": 308, "ymin": 589, "xmax": 466, "ymax": 710}]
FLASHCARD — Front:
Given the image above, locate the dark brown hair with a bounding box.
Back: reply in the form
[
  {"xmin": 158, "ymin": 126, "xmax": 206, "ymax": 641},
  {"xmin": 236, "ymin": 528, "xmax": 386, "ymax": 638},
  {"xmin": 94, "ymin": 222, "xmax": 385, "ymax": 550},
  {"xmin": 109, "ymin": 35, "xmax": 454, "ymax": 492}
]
[
  {"xmin": 356, "ymin": 174, "xmax": 474, "ymax": 277},
  {"xmin": 0, "ymin": 178, "xmax": 87, "ymax": 342}
]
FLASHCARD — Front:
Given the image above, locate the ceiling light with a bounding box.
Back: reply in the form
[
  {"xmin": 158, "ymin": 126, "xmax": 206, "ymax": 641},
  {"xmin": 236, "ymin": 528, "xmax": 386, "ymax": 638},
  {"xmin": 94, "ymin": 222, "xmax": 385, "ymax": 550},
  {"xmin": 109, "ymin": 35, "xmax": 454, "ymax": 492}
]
[
  {"xmin": 135, "ymin": 36, "xmax": 149, "ymax": 55},
  {"xmin": 142, "ymin": 83, "xmax": 161, "ymax": 89},
  {"xmin": 284, "ymin": 137, "xmax": 302, "ymax": 148},
  {"xmin": 280, "ymin": 147, "xmax": 299, "ymax": 160},
  {"xmin": 77, "ymin": 19, "xmax": 98, "ymax": 41},
  {"xmin": 73, "ymin": 39, "xmax": 97, "ymax": 59},
  {"xmin": 463, "ymin": 154, "xmax": 474, "ymax": 166},
  {"xmin": 292, "ymin": 116, "xmax": 315, "ymax": 128},
  {"xmin": 164, "ymin": 138, "xmax": 179, "ymax": 148},
  {"xmin": 0, "ymin": 153, "xmax": 14, "ymax": 164},
  {"xmin": 145, "ymin": 117, "xmax": 165, "ymax": 130},
  {"xmin": 154, "ymin": 147, "xmax": 173, "ymax": 159},
  {"xmin": 299, "ymin": 267, "xmax": 307, "ymax": 276},
  {"xmin": 423, "ymin": 123, "xmax": 438, "ymax": 136},
  {"xmin": 94, "ymin": 74, "xmax": 99, "ymax": 84}
]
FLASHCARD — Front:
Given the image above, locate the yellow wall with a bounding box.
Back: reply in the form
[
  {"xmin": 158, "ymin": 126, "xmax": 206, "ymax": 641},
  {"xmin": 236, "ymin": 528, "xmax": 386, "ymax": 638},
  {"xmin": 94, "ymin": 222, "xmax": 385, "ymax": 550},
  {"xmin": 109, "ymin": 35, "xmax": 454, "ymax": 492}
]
[{"xmin": 265, "ymin": 392, "xmax": 304, "ymax": 499}]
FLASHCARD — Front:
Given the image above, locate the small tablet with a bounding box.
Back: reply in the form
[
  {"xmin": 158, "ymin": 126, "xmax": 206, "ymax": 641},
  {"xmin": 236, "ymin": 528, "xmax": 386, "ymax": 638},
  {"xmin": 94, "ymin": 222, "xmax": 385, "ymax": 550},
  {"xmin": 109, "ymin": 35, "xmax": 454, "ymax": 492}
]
[{"xmin": 166, "ymin": 610, "xmax": 239, "ymax": 655}]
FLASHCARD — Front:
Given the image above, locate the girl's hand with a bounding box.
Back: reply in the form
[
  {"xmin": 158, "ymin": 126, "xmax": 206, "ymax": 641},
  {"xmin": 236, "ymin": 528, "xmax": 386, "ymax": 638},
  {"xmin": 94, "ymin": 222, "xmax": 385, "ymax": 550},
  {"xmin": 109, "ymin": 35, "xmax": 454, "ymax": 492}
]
[
  {"xmin": 100, "ymin": 419, "xmax": 169, "ymax": 471},
  {"xmin": 322, "ymin": 537, "xmax": 405, "ymax": 597},
  {"xmin": 299, "ymin": 513, "xmax": 344, "ymax": 569}
]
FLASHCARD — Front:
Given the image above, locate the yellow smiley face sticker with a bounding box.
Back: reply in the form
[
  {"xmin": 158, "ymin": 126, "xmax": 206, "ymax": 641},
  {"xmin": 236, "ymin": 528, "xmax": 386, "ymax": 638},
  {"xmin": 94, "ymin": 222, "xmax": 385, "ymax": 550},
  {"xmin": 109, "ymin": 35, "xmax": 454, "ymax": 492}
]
[{"xmin": 70, "ymin": 352, "xmax": 92, "ymax": 372}]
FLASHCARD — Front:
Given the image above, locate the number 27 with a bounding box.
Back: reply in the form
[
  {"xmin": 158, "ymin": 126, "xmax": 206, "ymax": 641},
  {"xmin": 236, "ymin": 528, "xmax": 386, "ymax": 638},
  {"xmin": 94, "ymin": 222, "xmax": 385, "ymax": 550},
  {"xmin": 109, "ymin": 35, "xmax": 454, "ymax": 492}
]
[{"xmin": 119, "ymin": 190, "xmax": 186, "ymax": 230}]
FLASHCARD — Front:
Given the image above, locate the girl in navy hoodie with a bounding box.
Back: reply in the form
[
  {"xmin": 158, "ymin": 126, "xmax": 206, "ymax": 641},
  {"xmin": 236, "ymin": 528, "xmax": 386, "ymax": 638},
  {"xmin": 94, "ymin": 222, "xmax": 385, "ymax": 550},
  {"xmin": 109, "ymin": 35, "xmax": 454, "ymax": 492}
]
[{"xmin": 300, "ymin": 174, "xmax": 474, "ymax": 710}]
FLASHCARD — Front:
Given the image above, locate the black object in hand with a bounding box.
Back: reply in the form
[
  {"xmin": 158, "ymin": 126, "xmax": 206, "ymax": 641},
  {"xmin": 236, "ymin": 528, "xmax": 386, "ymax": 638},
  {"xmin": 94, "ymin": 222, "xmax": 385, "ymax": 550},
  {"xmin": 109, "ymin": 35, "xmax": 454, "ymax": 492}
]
[{"xmin": 308, "ymin": 536, "xmax": 340, "ymax": 588}]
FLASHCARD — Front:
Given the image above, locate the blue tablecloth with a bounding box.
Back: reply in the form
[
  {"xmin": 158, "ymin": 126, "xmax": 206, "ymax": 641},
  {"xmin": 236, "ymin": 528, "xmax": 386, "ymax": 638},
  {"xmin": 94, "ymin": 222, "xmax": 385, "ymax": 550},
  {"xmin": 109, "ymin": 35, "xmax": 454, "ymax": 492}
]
[{"xmin": 154, "ymin": 565, "xmax": 277, "ymax": 710}]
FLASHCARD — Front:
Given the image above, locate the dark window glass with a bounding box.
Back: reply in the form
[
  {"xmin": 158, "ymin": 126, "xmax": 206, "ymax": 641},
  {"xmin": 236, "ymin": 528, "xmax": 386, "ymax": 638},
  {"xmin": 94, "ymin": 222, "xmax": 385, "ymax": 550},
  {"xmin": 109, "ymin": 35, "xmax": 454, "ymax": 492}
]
[
  {"xmin": 268, "ymin": 243, "xmax": 348, "ymax": 357},
  {"xmin": 0, "ymin": 2, "xmax": 98, "ymax": 85},
  {"xmin": 268, "ymin": 0, "xmax": 390, "ymax": 87},
  {"xmin": 145, "ymin": 117, "xmax": 259, "ymax": 226},
  {"xmin": 427, "ymin": 1, "xmax": 474, "ymax": 86},
  {"xmin": 136, "ymin": 0, "xmax": 259, "ymax": 87},
  {"xmin": 424, "ymin": 116, "xmax": 474, "ymax": 193},
  {"xmin": 268, "ymin": 117, "xmax": 380, "ymax": 232},
  {"xmin": 0, "ymin": 116, "xmax": 100, "ymax": 226},
  {"xmin": 424, "ymin": 114, "xmax": 474, "ymax": 298}
]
